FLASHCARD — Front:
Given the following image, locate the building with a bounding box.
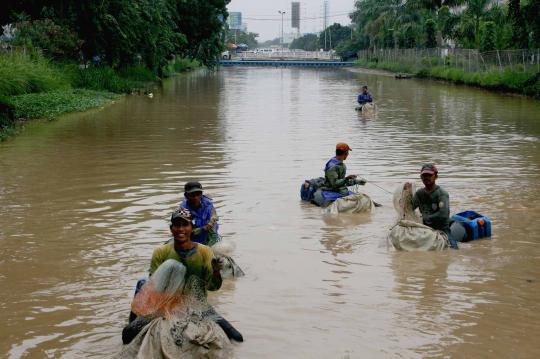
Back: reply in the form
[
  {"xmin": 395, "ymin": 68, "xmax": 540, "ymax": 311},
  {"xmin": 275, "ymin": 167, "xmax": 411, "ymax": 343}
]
[{"xmin": 291, "ymin": 2, "xmax": 300, "ymax": 32}]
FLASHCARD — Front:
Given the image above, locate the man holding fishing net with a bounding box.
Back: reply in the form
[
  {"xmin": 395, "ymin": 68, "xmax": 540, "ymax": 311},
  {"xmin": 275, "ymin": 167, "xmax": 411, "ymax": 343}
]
[
  {"xmin": 403, "ymin": 164, "xmax": 458, "ymax": 249},
  {"xmin": 121, "ymin": 208, "xmax": 242, "ymax": 356},
  {"xmin": 323, "ymin": 142, "xmax": 367, "ymax": 195}
]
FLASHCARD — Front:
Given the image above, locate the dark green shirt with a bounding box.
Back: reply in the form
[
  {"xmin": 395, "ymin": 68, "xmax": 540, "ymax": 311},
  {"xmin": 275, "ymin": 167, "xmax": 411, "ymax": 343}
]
[
  {"xmin": 324, "ymin": 161, "xmax": 353, "ymax": 195},
  {"xmin": 412, "ymin": 186, "xmax": 450, "ymax": 232}
]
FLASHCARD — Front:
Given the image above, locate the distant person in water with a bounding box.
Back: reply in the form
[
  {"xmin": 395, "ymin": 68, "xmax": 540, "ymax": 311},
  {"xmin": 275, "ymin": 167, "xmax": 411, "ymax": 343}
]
[
  {"xmin": 180, "ymin": 182, "xmax": 219, "ymax": 246},
  {"xmin": 357, "ymin": 85, "xmax": 373, "ymax": 106}
]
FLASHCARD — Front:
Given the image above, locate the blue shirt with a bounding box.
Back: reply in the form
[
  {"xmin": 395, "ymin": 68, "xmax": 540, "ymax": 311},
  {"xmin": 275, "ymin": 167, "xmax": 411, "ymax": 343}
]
[
  {"xmin": 179, "ymin": 195, "xmax": 219, "ymax": 244},
  {"xmin": 357, "ymin": 92, "xmax": 373, "ymax": 105}
]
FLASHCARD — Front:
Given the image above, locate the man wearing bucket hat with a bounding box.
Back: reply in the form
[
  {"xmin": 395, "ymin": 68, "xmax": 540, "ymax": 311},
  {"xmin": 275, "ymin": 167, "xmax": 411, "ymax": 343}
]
[
  {"xmin": 180, "ymin": 181, "xmax": 220, "ymax": 246},
  {"xmin": 404, "ymin": 164, "xmax": 458, "ymax": 249},
  {"xmin": 323, "ymin": 142, "xmax": 366, "ymax": 195}
]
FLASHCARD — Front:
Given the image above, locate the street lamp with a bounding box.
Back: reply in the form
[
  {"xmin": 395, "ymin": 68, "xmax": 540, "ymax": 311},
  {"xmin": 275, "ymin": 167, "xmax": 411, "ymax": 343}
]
[{"xmin": 278, "ymin": 10, "xmax": 286, "ymax": 49}]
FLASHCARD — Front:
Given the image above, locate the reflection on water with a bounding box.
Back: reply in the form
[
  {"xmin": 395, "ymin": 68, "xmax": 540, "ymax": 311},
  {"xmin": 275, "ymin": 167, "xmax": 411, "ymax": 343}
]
[{"xmin": 1, "ymin": 67, "xmax": 539, "ymax": 358}]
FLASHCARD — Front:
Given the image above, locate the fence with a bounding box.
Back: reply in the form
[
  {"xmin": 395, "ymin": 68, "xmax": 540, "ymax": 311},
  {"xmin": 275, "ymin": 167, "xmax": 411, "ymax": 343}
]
[{"xmin": 357, "ymin": 48, "xmax": 540, "ymax": 73}]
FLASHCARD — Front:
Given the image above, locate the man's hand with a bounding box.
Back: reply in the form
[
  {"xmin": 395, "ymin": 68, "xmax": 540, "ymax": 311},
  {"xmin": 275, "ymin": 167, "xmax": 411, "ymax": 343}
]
[
  {"xmin": 212, "ymin": 257, "xmax": 224, "ymax": 272},
  {"xmin": 403, "ymin": 182, "xmax": 412, "ymax": 191},
  {"xmin": 356, "ymin": 178, "xmax": 367, "ymax": 185},
  {"xmin": 345, "ymin": 174, "xmax": 357, "ymax": 180},
  {"xmin": 203, "ymin": 224, "xmax": 212, "ymax": 231}
]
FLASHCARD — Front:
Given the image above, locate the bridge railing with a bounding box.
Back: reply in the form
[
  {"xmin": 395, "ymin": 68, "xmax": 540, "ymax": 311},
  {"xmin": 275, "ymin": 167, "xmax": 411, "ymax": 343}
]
[{"xmin": 234, "ymin": 50, "xmax": 339, "ymax": 61}]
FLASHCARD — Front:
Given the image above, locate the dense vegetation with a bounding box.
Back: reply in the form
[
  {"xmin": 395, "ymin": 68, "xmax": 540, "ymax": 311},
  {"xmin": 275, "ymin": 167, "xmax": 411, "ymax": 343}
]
[
  {"xmin": 0, "ymin": 0, "xmax": 229, "ymax": 139},
  {"xmin": 346, "ymin": 0, "xmax": 540, "ymax": 53},
  {"xmin": 1, "ymin": 0, "xmax": 230, "ymax": 69}
]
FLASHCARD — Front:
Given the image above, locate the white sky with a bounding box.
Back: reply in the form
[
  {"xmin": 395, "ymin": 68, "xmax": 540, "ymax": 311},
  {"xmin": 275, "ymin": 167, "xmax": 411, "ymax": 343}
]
[{"xmin": 227, "ymin": 0, "xmax": 356, "ymax": 41}]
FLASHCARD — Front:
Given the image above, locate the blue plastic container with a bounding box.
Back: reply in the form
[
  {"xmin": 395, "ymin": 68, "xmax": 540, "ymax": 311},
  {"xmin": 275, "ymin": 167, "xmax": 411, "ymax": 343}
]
[{"xmin": 451, "ymin": 210, "xmax": 492, "ymax": 240}]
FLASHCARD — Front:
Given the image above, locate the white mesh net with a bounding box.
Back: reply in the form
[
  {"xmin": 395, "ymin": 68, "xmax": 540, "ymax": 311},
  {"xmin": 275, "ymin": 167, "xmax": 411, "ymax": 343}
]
[{"xmin": 388, "ymin": 184, "xmax": 449, "ymax": 251}]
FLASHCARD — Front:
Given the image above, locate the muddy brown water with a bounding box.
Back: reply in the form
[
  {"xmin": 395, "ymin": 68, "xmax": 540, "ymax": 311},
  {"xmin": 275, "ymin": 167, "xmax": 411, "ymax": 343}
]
[{"xmin": 1, "ymin": 67, "xmax": 540, "ymax": 358}]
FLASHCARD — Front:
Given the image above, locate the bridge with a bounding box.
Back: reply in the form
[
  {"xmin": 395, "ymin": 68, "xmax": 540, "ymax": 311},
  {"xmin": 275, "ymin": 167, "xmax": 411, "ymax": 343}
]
[
  {"xmin": 219, "ymin": 50, "xmax": 356, "ymax": 67},
  {"xmin": 219, "ymin": 59, "xmax": 356, "ymax": 67}
]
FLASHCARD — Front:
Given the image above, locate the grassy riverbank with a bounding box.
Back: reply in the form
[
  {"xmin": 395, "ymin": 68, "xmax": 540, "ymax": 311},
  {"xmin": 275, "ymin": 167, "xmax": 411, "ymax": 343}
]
[
  {"xmin": 355, "ymin": 59, "xmax": 540, "ymax": 98},
  {"xmin": 0, "ymin": 51, "xmax": 199, "ymax": 140}
]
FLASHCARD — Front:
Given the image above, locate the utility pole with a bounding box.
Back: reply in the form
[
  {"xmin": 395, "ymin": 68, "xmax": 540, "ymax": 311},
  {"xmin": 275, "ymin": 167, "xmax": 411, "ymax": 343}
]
[{"xmin": 278, "ymin": 10, "xmax": 286, "ymax": 49}]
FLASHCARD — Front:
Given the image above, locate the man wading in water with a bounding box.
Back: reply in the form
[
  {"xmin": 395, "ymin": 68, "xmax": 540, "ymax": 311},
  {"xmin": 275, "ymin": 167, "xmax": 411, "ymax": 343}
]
[
  {"xmin": 323, "ymin": 142, "xmax": 366, "ymax": 195},
  {"xmin": 124, "ymin": 208, "xmax": 243, "ymax": 344},
  {"xmin": 404, "ymin": 164, "xmax": 458, "ymax": 249},
  {"xmin": 179, "ymin": 181, "xmax": 220, "ymax": 246}
]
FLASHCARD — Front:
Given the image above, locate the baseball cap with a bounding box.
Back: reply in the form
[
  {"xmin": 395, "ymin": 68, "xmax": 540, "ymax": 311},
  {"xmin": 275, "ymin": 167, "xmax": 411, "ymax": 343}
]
[
  {"xmin": 420, "ymin": 164, "xmax": 438, "ymax": 175},
  {"xmin": 171, "ymin": 208, "xmax": 193, "ymax": 224},
  {"xmin": 336, "ymin": 142, "xmax": 352, "ymax": 151},
  {"xmin": 184, "ymin": 181, "xmax": 203, "ymax": 194}
]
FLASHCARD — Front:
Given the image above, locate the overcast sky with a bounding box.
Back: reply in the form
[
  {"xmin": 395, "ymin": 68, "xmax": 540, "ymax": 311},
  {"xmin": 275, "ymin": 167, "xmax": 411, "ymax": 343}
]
[{"xmin": 227, "ymin": 0, "xmax": 356, "ymax": 41}]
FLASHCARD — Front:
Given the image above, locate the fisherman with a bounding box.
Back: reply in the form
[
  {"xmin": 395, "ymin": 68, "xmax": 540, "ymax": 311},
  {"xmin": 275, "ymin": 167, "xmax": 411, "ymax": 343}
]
[
  {"xmin": 125, "ymin": 208, "xmax": 243, "ymax": 343},
  {"xmin": 404, "ymin": 164, "xmax": 458, "ymax": 249},
  {"xmin": 180, "ymin": 181, "xmax": 219, "ymax": 246},
  {"xmin": 357, "ymin": 85, "xmax": 373, "ymax": 106},
  {"xmin": 323, "ymin": 142, "xmax": 366, "ymax": 195}
]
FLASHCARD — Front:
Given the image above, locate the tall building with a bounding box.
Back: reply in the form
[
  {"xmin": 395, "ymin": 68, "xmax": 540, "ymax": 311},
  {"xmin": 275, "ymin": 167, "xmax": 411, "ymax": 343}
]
[
  {"xmin": 291, "ymin": 2, "xmax": 300, "ymax": 32},
  {"xmin": 228, "ymin": 12, "xmax": 242, "ymax": 30}
]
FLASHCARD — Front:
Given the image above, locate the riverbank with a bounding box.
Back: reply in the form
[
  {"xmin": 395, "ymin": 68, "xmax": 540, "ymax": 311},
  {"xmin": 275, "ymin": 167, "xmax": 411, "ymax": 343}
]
[
  {"xmin": 354, "ymin": 59, "xmax": 540, "ymax": 98},
  {"xmin": 0, "ymin": 51, "xmax": 199, "ymax": 140}
]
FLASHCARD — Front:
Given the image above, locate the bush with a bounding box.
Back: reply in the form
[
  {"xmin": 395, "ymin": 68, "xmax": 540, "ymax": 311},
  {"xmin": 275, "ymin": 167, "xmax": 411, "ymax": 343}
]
[
  {"xmin": 162, "ymin": 57, "xmax": 199, "ymax": 77},
  {"xmin": 11, "ymin": 19, "xmax": 83, "ymax": 60},
  {"xmin": 67, "ymin": 66, "xmax": 133, "ymax": 93}
]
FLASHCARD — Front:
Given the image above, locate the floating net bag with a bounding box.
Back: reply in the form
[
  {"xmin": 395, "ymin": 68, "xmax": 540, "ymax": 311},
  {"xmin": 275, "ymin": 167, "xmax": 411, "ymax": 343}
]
[
  {"xmin": 120, "ymin": 260, "xmax": 233, "ymax": 359},
  {"xmin": 324, "ymin": 192, "xmax": 373, "ymax": 214},
  {"xmin": 388, "ymin": 184, "xmax": 449, "ymax": 251}
]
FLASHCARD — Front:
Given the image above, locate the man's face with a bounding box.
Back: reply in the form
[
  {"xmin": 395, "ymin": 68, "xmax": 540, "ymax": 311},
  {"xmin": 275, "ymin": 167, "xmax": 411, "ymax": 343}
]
[
  {"xmin": 343, "ymin": 150, "xmax": 349, "ymax": 160},
  {"xmin": 362, "ymin": 87, "xmax": 368, "ymax": 93},
  {"xmin": 185, "ymin": 191, "xmax": 203, "ymax": 207},
  {"xmin": 170, "ymin": 219, "xmax": 193, "ymax": 244},
  {"xmin": 421, "ymin": 173, "xmax": 437, "ymax": 187}
]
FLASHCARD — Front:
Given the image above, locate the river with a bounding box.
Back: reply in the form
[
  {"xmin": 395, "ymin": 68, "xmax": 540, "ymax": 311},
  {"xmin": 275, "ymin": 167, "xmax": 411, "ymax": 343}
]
[{"xmin": 1, "ymin": 67, "xmax": 539, "ymax": 358}]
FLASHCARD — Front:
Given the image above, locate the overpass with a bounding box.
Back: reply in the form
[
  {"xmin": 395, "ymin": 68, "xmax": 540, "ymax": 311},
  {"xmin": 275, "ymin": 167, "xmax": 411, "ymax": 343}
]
[
  {"xmin": 219, "ymin": 50, "xmax": 356, "ymax": 67},
  {"xmin": 219, "ymin": 59, "xmax": 355, "ymax": 67}
]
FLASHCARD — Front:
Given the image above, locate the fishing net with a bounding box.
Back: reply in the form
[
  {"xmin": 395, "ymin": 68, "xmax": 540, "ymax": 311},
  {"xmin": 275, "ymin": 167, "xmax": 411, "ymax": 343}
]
[
  {"xmin": 130, "ymin": 259, "xmax": 188, "ymax": 318},
  {"xmin": 120, "ymin": 260, "xmax": 233, "ymax": 359},
  {"xmin": 212, "ymin": 242, "xmax": 245, "ymax": 279},
  {"xmin": 324, "ymin": 192, "xmax": 373, "ymax": 214},
  {"xmin": 388, "ymin": 184, "xmax": 449, "ymax": 251}
]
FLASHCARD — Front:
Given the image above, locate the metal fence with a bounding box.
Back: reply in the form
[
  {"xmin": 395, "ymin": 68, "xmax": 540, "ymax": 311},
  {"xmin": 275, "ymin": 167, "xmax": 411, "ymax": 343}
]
[{"xmin": 357, "ymin": 48, "xmax": 540, "ymax": 73}]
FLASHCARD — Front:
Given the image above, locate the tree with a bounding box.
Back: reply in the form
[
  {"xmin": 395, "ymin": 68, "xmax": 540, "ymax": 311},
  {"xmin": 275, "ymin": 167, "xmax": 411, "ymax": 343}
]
[
  {"xmin": 480, "ymin": 21, "xmax": 496, "ymax": 51},
  {"xmin": 1, "ymin": 0, "xmax": 230, "ymax": 69},
  {"xmin": 258, "ymin": 38, "xmax": 281, "ymax": 48},
  {"xmin": 289, "ymin": 33, "xmax": 319, "ymax": 51},
  {"xmin": 523, "ymin": 0, "xmax": 540, "ymax": 48},
  {"xmin": 225, "ymin": 29, "xmax": 258, "ymax": 49},
  {"xmin": 319, "ymin": 23, "xmax": 352, "ymax": 50},
  {"xmin": 425, "ymin": 19, "xmax": 437, "ymax": 47},
  {"xmin": 508, "ymin": 0, "xmax": 528, "ymax": 48}
]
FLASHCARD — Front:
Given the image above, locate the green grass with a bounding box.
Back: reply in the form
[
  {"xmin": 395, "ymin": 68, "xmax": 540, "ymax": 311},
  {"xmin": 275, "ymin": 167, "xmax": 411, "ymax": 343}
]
[
  {"xmin": 162, "ymin": 57, "xmax": 200, "ymax": 77},
  {"xmin": 0, "ymin": 51, "xmax": 198, "ymax": 140},
  {"xmin": 356, "ymin": 58, "xmax": 540, "ymax": 98},
  {"xmin": 8, "ymin": 89, "xmax": 119, "ymax": 119},
  {"xmin": 0, "ymin": 52, "xmax": 70, "ymax": 97}
]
